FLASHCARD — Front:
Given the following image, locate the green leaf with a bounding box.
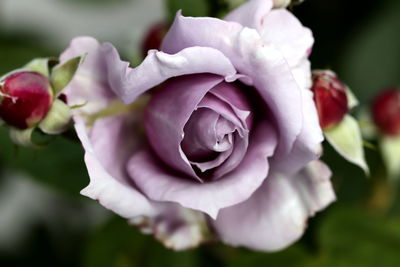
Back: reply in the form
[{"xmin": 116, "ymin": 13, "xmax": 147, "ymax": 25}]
[
  {"xmin": 318, "ymin": 206, "xmax": 400, "ymax": 267},
  {"xmin": 39, "ymin": 99, "xmax": 72, "ymax": 134},
  {"xmin": 83, "ymin": 216, "xmax": 199, "ymax": 267},
  {"xmin": 50, "ymin": 56, "xmax": 81, "ymax": 96},
  {"xmin": 24, "ymin": 57, "xmax": 58, "ymax": 77},
  {"xmin": 0, "ymin": 126, "xmax": 87, "ymax": 195},
  {"xmin": 324, "ymin": 115, "xmax": 369, "ymax": 174},
  {"xmin": 225, "ymin": 245, "xmax": 320, "ymax": 267},
  {"xmin": 380, "ymin": 135, "xmax": 400, "ymax": 181}
]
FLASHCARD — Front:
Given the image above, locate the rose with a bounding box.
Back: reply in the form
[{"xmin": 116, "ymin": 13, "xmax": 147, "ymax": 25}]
[{"xmin": 61, "ymin": 0, "xmax": 335, "ymax": 251}]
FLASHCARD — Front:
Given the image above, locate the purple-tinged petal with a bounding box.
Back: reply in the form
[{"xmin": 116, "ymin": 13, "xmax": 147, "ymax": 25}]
[
  {"xmin": 259, "ymin": 9, "xmax": 314, "ymax": 67},
  {"xmin": 271, "ymin": 87, "xmax": 323, "ymax": 174},
  {"xmin": 102, "ymin": 44, "xmax": 237, "ymax": 104},
  {"xmin": 197, "ymin": 94, "xmax": 245, "ymax": 131},
  {"xmin": 161, "ymin": 14, "xmax": 303, "ymax": 156},
  {"xmin": 130, "ymin": 204, "xmax": 211, "ymax": 251},
  {"xmin": 212, "ymin": 133, "xmax": 248, "ymax": 179},
  {"xmin": 224, "ymin": 0, "xmax": 273, "ymax": 30},
  {"xmin": 127, "ymin": 121, "xmax": 277, "ymax": 219},
  {"xmin": 181, "ymin": 108, "xmax": 221, "ymax": 161},
  {"xmin": 212, "ymin": 160, "xmax": 335, "ymax": 251},
  {"xmin": 191, "ymin": 147, "xmax": 233, "ymax": 173},
  {"xmin": 60, "ymin": 36, "xmax": 115, "ymax": 114},
  {"xmin": 209, "ymin": 82, "xmax": 253, "ymax": 129},
  {"xmin": 145, "ymin": 74, "xmax": 223, "ymax": 181},
  {"xmin": 75, "ymin": 117, "xmax": 156, "ymax": 219}
]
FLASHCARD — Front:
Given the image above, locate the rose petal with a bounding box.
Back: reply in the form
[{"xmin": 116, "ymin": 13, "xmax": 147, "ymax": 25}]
[
  {"xmin": 291, "ymin": 59, "xmax": 312, "ymax": 91},
  {"xmin": 75, "ymin": 117, "xmax": 156, "ymax": 219},
  {"xmin": 145, "ymin": 74, "xmax": 223, "ymax": 181},
  {"xmin": 271, "ymin": 87, "xmax": 324, "ymax": 174},
  {"xmin": 196, "ymin": 93, "xmax": 250, "ymax": 178},
  {"xmin": 127, "ymin": 120, "xmax": 277, "ymax": 219},
  {"xmin": 209, "ymin": 82, "xmax": 253, "ymax": 129},
  {"xmin": 197, "ymin": 94, "xmax": 245, "ymax": 131},
  {"xmin": 224, "ymin": 0, "xmax": 273, "ymax": 30},
  {"xmin": 212, "ymin": 160, "xmax": 336, "ymax": 251},
  {"xmin": 259, "ymin": 9, "xmax": 314, "ymax": 68},
  {"xmin": 130, "ymin": 204, "xmax": 210, "ymax": 251},
  {"xmin": 102, "ymin": 44, "xmax": 238, "ymax": 104},
  {"xmin": 161, "ymin": 13, "xmax": 303, "ymax": 156},
  {"xmin": 60, "ymin": 36, "xmax": 115, "ymax": 114},
  {"xmin": 225, "ymin": 0, "xmax": 314, "ymax": 68},
  {"xmin": 181, "ymin": 108, "xmax": 222, "ymax": 161}
]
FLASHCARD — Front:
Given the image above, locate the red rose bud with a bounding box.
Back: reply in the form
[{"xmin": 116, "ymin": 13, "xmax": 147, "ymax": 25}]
[
  {"xmin": 311, "ymin": 71, "xmax": 349, "ymax": 130},
  {"xmin": 372, "ymin": 88, "xmax": 400, "ymax": 136},
  {"xmin": 0, "ymin": 71, "xmax": 53, "ymax": 129},
  {"xmin": 141, "ymin": 22, "xmax": 167, "ymax": 58}
]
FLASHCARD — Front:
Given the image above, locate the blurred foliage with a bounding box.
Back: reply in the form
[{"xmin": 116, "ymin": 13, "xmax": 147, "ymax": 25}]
[
  {"xmin": 0, "ymin": 127, "xmax": 88, "ymax": 195},
  {"xmin": 1, "ymin": 0, "xmax": 400, "ymax": 266},
  {"xmin": 166, "ymin": 0, "xmax": 210, "ymax": 21}
]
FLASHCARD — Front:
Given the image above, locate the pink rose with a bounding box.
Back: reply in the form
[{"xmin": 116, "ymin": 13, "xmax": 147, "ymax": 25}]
[{"xmin": 61, "ymin": 0, "xmax": 335, "ymax": 251}]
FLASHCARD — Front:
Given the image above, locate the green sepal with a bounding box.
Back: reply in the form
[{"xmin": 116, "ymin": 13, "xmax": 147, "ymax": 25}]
[
  {"xmin": 39, "ymin": 99, "xmax": 72, "ymax": 134},
  {"xmin": 380, "ymin": 135, "xmax": 400, "ymax": 181},
  {"xmin": 9, "ymin": 127, "xmax": 38, "ymax": 148},
  {"xmin": 324, "ymin": 115, "xmax": 369, "ymax": 175},
  {"xmin": 345, "ymin": 86, "xmax": 359, "ymax": 110},
  {"xmin": 24, "ymin": 57, "xmax": 59, "ymax": 77},
  {"xmin": 50, "ymin": 56, "xmax": 82, "ymax": 96}
]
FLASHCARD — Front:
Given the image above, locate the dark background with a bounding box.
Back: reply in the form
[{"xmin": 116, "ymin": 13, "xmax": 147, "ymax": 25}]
[{"xmin": 1, "ymin": 0, "xmax": 400, "ymax": 266}]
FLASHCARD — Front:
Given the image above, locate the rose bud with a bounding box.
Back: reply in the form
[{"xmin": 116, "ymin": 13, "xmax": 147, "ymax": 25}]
[
  {"xmin": 311, "ymin": 70, "xmax": 349, "ymax": 130},
  {"xmin": 140, "ymin": 22, "xmax": 167, "ymax": 58},
  {"xmin": 372, "ymin": 88, "xmax": 400, "ymax": 136},
  {"xmin": 0, "ymin": 71, "xmax": 52, "ymax": 129}
]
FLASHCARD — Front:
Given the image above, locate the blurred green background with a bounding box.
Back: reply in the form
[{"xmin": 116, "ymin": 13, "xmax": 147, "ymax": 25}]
[{"xmin": 0, "ymin": 0, "xmax": 400, "ymax": 266}]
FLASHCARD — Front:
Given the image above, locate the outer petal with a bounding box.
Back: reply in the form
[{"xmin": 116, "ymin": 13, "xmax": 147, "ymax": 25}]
[
  {"xmin": 75, "ymin": 117, "xmax": 156, "ymax": 219},
  {"xmin": 212, "ymin": 160, "xmax": 336, "ymax": 251},
  {"xmin": 259, "ymin": 9, "xmax": 314, "ymax": 68},
  {"xmin": 161, "ymin": 14, "xmax": 303, "ymax": 155},
  {"xmin": 225, "ymin": 0, "xmax": 313, "ymax": 69},
  {"xmin": 60, "ymin": 36, "xmax": 115, "ymax": 114},
  {"xmin": 130, "ymin": 204, "xmax": 211, "ymax": 251},
  {"xmin": 103, "ymin": 44, "xmax": 238, "ymax": 104},
  {"xmin": 127, "ymin": 121, "xmax": 277, "ymax": 219},
  {"xmin": 224, "ymin": 0, "xmax": 273, "ymax": 30},
  {"xmin": 271, "ymin": 86, "xmax": 324, "ymax": 174}
]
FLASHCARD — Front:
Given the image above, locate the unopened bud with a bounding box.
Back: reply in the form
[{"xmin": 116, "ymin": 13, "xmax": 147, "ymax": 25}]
[
  {"xmin": 0, "ymin": 71, "xmax": 53, "ymax": 129},
  {"xmin": 311, "ymin": 70, "xmax": 349, "ymax": 130}
]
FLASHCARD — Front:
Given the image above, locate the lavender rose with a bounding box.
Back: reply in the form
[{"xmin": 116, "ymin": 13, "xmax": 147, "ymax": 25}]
[{"xmin": 61, "ymin": 0, "xmax": 335, "ymax": 251}]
